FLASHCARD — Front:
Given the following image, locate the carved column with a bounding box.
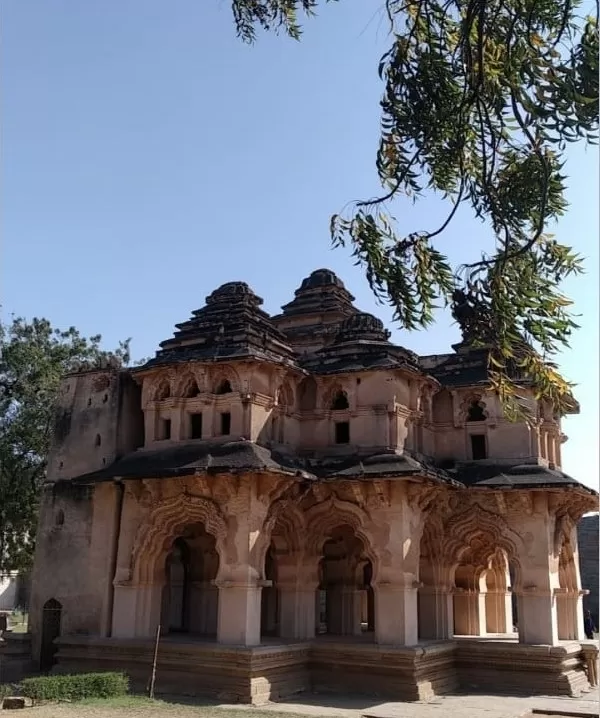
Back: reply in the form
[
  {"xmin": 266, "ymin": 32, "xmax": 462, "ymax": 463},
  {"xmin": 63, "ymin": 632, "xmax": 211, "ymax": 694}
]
[
  {"xmin": 371, "ymin": 483, "xmax": 424, "ymax": 646},
  {"xmin": 485, "ymin": 588, "xmax": 513, "ymax": 633},
  {"xmin": 216, "ymin": 478, "xmax": 269, "ymax": 646},
  {"xmin": 144, "ymin": 407, "xmax": 157, "ymax": 444},
  {"xmin": 511, "ymin": 494, "xmax": 559, "ymax": 645},
  {"xmin": 453, "ymin": 588, "xmax": 485, "ymax": 636},
  {"xmin": 111, "ymin": 483, "xmax": 149, "ymax": 638},
  {"xmin": 418, "ymin": 586, "xmax": 454, "ymax": 639},
  {"xmin": 278, "ymin": 557, "xmax": 318, "ymax": 640}
]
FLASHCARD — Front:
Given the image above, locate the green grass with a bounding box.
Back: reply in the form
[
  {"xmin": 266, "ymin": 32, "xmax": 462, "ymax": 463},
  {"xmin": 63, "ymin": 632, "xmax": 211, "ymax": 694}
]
[
  {"xmin": 9, "ymin": 610, "xmax": 28, "ymax": 633},
  {"xmin": 24, "ymin": 695, "xmax": 326, "ymax": 718}
]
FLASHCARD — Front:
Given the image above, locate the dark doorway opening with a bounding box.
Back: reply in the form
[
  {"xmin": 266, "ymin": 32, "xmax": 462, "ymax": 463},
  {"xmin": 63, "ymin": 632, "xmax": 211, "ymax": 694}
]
[{"xmin": 40, "ymin": 598, "xmax": 62, "ymax": 673}]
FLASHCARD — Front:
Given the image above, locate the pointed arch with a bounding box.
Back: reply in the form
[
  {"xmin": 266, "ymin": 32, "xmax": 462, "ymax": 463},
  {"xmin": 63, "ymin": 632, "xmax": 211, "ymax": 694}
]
[
  {"xmin": 443, "ymin": 504, "xmax": 523, "ymax": 572},
  {"xmin": 329, "ymin": 389, "xmax": 349, "ymax": 411},
  {"xmin": 276, "ymin": 381, "xmax": 294, "ymax": 410},
  {"xmin": 432, "ymin": 389, "xmax": 453, "ymax": 423},
  {"xmin": 297, "ymin": 376, "xmax": 317, "ymax": 411},
  {"xmin": 304, "ymin": 497, "xmax": 379, "ymax": 574},
  {"xmin": 131, "ymin": 494, "xmax": 228, "ymax": 585},
  {"xmin": 211, "ymin": 366, "xmax": 240, "ymax": 395},
  {"xmin": 177, "ymin": 372, "xmax": 201, "ymax": 398},
  {"xmin": 465, "ymin": 396, "xmax": 487, "ymax": 422},
  {"xmin": 154, "ymin": 376, "xmax": 172, "ymax": 401}
]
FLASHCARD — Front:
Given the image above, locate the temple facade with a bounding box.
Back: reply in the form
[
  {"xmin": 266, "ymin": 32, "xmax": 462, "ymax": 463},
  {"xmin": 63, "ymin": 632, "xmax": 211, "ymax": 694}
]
[{"xmin": 28, "ymin": 269, "xmax": 598, "ymax": 702}]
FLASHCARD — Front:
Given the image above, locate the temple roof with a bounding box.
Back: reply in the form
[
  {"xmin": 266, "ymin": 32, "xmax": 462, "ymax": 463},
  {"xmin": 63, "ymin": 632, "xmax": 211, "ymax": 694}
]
[
  {"xmin": 271, "ymin": 269, "xmax": 358, "ymax": 352},
  {"xmin": 420, "ymin": 348, "xmax": 492, "ymax": 387},
  {"xmin": 137, "ymin": 282, "xmax": 296, "ymax": 369},
  {"xmin": 69, "ymin": 441, "xmax": 595, "ymax": 495},
  {"xmin": 300, "ymin": 312, "xmax": 421, "ymax": 375},
  {"xmin": 71, "ymin": 441, "xmax": 455, "ymax": 484},
  {"xmin": 275, "ymin": 268, "xmax": 357, "ymax": 319},
  {"xmin": 442, "ymin": 460, "xmax": 595, "ymax": 491}
]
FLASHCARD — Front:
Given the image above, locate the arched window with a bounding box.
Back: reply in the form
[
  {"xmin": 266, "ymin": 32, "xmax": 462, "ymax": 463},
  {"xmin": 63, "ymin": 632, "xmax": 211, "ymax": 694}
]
[
  {"xmin": 330, "ymin": 390, "xmax": 349, "ymax": 411},
  {"xmin": 467, "ymin": 400, "xmax": 486, "ymax": 422},
  {"xmin": 182, "ymin": 379, "xmax": 200, "ymax": 398},
  {"xmin": 215, "ymin": 379, "xmax": 232, "ymax": 395},
  {"xmin": 298, "ymin": 377, "xmax": 317, "ymax": 411},
  {"xmin": 156, "ymin": 380, "xmax": 171, "ymax": 400}
]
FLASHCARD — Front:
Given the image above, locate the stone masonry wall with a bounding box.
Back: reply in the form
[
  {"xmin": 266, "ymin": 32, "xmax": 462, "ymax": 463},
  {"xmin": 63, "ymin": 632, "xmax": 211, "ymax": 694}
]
[{"xmin": 578, "ymin": 514, "xmax": 599, "ymax": 625}]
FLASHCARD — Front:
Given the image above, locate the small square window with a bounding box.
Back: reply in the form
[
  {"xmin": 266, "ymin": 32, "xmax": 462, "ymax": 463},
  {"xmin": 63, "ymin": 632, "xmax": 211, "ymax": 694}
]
[
  {"xmin": 470, "ymin": 434, "xmax": 487, "ymax": 460},
  {"xmin": 220, "ymin": 412, "xmax": 231, "ymax": 436},
  {"xmin": 160, "ymin": 418, "xmax": 171, "ymax": 441},
  {"xmin": 335, "ymin": 421, "xmax": 350, "ymax": 445},
  {"xmin": 190, "ymin": 413, "xmax": 203, "ymax": 440}
]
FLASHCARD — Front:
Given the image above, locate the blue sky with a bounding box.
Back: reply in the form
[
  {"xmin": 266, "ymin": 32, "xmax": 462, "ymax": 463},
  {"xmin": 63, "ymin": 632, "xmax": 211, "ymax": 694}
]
[{"xmin": 2, "ymin": 0, "xmax": 598, "ymax": 490}]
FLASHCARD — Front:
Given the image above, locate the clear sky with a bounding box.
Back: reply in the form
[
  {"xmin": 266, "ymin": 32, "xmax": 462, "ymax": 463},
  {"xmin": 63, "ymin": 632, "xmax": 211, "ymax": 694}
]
[{"xmin": 2, "ymin": 0, "xmax": 598, "ymax": 490}]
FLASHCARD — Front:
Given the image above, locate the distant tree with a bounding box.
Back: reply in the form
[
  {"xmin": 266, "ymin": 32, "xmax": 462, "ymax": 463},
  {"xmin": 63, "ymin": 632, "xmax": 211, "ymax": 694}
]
[
  {"xmin": 0, "ymin": 316, "xmax": 131, "ymax": 573},
  {"xmin": 229, "ymin": 0, "xmax": 598, "ymax": 417}
]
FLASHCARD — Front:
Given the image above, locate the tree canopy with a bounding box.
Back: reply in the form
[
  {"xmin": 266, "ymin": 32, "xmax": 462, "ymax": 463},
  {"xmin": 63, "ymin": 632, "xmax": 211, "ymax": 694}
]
[
  {"xmin": 0, "ymin": 316, "xmax": 130, "ymax": 573},
  {"xmin": 230, "ymin": 0, "xmax": 598, "ymax": 418}
]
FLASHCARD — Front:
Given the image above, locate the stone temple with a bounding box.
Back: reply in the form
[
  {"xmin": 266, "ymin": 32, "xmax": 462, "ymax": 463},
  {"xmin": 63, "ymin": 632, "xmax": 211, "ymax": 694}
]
[{"xmin": 29, "ymin": 269, "xmax": 598, "ymax": 702}]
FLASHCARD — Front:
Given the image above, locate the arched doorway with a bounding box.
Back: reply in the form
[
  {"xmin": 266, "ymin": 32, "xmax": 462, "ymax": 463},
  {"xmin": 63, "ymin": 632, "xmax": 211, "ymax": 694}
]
[
  {"xmin": 452, "ymin": 539, "xmax": 516, "ymax": 637},
  {"xmin": 40, "ymin": 598, "xmax": 62, "ymax": 672},
  {"xmin": 160, "ymin": 522, "xmax": 220, "ymax": 637},
  {"xmin": 317, "ymin": 525, "xmax": 371, "ymax": 636}
]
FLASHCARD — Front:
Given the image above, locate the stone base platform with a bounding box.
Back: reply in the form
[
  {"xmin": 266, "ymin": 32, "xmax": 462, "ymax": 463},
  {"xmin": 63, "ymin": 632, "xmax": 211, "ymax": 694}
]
[
  {"xmin": 0, "ymin": 633, "xmax": 36, "ymax": 683},
  {"xmin": 455, "ymin": 638, "xmax": 592, "ymax": 697},
  {"xmin": 52, "ymin": 636, "xmax": 592, "ymax": 705}
]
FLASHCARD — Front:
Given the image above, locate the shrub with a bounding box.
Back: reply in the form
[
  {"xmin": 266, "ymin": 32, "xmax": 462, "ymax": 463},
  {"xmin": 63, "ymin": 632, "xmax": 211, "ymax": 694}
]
[
  {"xmin": 0, "ymin": 684, "xmax": 13, "ymax": 700},
  {"xmin": 20, "ymin": 672, "xmax": 129, "ymax": 703}
]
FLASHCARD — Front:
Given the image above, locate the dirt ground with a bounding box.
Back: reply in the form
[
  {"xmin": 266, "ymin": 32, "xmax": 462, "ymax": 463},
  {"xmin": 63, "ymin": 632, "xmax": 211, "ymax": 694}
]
[
  {"xmin": 10, "ymin": 690, "xmax": 600, "ymax": 718},
  {"xmin": 10, "ymin": 698, "xmax": 313, "ymax": 718}
]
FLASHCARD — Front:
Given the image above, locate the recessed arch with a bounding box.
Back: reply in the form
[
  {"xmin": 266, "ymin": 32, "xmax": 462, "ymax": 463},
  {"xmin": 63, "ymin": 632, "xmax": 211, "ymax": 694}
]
[
  {"xmin": 178, "ymin": 373, "xmax": 201, "ymax": 398},
  {"xmin": 215, "ymin": 379, "xmax": 232, "ymax": 395},
  {"xmin": 277, "ymin": 382, "xmax": 294, "ymax": 409},
  {"xmin": 466, "ymin": 399, "xmax": 487, "ymax": 422},
  {"xmin": 155, "ymin": 378, "xmax": 171, "ymax": 401},
  {"xmin": 330, "ymin": 390, "xmax": 349, "ymax": 411},
  {"xmin": 131, "ymin": 495, "xmax": 228, "ymax": 585},
  {"xmin": 297, "ymin": 377, "xmax": 318, "ymax": 411}
]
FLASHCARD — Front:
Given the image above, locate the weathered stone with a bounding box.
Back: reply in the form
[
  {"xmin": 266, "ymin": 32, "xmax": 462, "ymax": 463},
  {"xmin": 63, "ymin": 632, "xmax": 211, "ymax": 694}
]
[{"xmin": 27, "ymin": 269, "xmax": 599, "ymax": 703}]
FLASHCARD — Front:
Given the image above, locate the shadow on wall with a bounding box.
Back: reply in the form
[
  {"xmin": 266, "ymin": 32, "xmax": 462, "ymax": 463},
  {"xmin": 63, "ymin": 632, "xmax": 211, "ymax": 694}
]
[{"xmin": 579, "ymin": 514, "xmax": 599, "ymax": 625}]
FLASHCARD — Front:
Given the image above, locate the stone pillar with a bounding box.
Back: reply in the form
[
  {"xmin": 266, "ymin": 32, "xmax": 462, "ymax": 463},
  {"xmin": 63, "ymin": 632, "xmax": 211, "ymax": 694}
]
[
  {"xmin": 133, "ymin": 583, "xmax": 163, "ymax": 638},
  {"xmin": 279, "ymin": 584, "xmax": 317, "ymax": 640},
  {"xmin": 513, "ymin": 494, "xmax": 559, "ymax": 645},
  {"xmin": 375, "ymin": 583, "xmax": 419, "ymax": 646},
  {"xmin": 188, "ymin": 581, "xmax": 218, "ymax": 635},
  {"xmin": 216, "ymin": 579, "xmax": 266, "ymax": 646},
  {"xmin": 370, "ymin": 483, "xmax": 425, "ymax": 646},
  {"xmin": 214, "ymin": 477, "xmax": 273, "ymax": 646},
  {"xmin": 144, "ymin": 408, "xmax": 157, "ymax": 444},
  {"xmin": 516, "ymin": 587, "xmax": 558, "ymax": 645},
  {"xmin": 111, "ymin": 485, "xmax": 145, "ymax": 638},
  {"xmin": 418, "ymin": 586, "xmax": 454, "ymax": 639},
  {"xmin": 171, "ymin": 404, "xmax": 183, "ymax": 441},
  {"xmin": 485, "ymin": 589, "xmax": 513, "ymax": 633},
  {"xmin": 453, "ymin": 589, "xmax": 485, "ymax": 635}
]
